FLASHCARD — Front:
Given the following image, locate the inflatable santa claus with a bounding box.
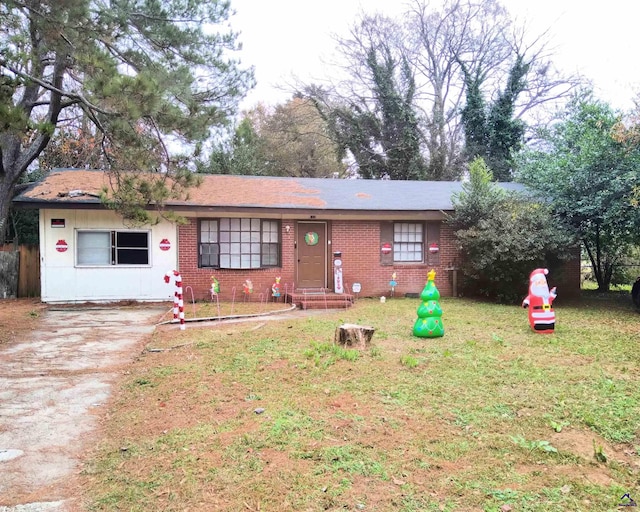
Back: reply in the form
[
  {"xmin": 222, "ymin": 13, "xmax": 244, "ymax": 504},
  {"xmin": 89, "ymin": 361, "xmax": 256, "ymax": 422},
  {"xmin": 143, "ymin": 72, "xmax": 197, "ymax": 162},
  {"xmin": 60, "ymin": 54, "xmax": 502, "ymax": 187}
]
[{"xmin": 522, "ymin": 268, "xmax": 557, "ymax": 333}]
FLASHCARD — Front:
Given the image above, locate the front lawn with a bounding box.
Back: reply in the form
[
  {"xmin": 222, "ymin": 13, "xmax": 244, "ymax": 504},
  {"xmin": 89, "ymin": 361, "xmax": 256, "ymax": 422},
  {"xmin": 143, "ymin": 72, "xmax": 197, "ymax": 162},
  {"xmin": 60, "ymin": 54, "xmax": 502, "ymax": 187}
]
[{"xmin": 80, "ymin": 295, "xmax": 640, "ymax": 511}]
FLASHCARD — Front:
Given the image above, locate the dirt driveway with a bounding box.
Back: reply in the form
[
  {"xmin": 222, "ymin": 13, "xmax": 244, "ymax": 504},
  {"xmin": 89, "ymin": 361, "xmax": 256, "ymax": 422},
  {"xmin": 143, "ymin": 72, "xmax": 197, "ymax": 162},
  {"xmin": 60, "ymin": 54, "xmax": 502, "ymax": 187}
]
[{"xmin": 0, "ymin": 305, "xmax": 166, "ymax": 511}]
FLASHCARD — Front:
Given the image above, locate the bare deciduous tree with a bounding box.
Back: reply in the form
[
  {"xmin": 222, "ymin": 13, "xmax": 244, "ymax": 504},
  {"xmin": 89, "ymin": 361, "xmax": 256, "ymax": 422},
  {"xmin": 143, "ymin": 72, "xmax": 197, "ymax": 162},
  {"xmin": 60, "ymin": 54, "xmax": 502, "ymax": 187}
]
[{"xmin": 304, "ymin": 0, "xmax": 581, "ymax": 180}]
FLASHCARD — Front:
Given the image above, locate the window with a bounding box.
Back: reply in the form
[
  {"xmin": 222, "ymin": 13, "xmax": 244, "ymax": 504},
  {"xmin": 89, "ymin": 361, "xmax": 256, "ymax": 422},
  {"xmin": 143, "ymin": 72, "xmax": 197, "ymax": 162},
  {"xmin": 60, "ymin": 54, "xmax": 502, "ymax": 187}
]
[
  {"xmin": 116, "ymin": 232, "xmax": 149, "ymax": 264},
  {"xmin": 393, "ymin": 222, "xmax": 423, "ymax": 262},
  {"xmin": 200, "ymin": 220, "xmax": 219, "ymax": 267},
  {"xmin": 77, "ymin": 230, "xmax": 149, "ymax": 266},
  {"xmin": 77, "ymin": 231, "xmax": 110, "ymax": 265},
  {"xmin": 199, "ymin": 218, "xmax": 280, "ymax": 269}
]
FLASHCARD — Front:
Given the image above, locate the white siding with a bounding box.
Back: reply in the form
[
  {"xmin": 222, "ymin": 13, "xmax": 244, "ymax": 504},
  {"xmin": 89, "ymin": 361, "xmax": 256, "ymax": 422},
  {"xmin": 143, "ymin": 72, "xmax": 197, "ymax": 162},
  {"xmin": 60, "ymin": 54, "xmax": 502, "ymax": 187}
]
[{"xmin": 40, "ymin": 209, "xmax": 177, "ymax": 303}]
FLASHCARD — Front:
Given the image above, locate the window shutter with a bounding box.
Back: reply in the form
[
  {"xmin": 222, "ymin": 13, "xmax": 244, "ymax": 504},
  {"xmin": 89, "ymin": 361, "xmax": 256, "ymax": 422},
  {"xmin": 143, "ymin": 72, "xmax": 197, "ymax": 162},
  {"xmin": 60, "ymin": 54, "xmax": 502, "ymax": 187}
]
[
  {"xmin": 380, "ymin": 221, "xmax": 394, "ymax": 266},
  {"xmin": 426, "ymin": 222, "xmax": 441, "ymax": 266}
]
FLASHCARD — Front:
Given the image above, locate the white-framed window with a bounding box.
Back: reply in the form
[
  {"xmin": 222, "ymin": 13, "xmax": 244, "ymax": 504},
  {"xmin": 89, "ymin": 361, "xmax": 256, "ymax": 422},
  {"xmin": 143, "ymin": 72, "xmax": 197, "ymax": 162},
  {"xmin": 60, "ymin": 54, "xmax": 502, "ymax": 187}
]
[
  {"xmin": 77, "ymin": 230, "xmax": 150, "ymax": 266},
  {"xmin": 393, "ymin": 222, "xmax": 423, "ymax": 262},
  {"xmin": 199, "ymin": 218, "xmax": 280, "ymax": 269}
]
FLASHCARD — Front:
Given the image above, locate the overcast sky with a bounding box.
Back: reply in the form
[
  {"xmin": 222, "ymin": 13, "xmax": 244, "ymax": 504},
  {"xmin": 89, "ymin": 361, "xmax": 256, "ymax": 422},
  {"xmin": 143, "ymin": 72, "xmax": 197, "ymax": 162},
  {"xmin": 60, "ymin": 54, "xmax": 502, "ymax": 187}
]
[{"xmin": 230, "ymin": 0, "xmax": 640, "ymax": 112}]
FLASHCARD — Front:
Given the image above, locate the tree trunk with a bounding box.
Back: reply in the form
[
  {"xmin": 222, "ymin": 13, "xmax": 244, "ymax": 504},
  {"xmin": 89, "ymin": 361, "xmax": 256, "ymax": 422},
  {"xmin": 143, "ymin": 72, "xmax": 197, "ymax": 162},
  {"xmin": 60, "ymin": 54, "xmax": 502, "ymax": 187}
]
[
  {"xmin": 334, "ymin": 323, "xmax": 375, "ymax": 349},
  {"xmin": 0, "ymin": 174, "xmax": 17, "ymax": 244},
  {"xmin": 584, "ymin": 237, "xmax": 611, "ymax": 292},
  {"xmin": 0, "ymin": 249, "xmax": 19, "ymax": 299}
]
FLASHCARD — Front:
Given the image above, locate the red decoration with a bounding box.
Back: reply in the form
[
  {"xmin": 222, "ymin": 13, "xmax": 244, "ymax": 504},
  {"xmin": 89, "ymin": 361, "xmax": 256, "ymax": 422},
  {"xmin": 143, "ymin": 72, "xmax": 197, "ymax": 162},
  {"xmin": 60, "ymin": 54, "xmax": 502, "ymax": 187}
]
[
  {"xmin": 381, "ymin": 243, "xmax": 392, "ymax": 254},
  {"xmin": 429, "ymin": 243, "xmax": 439, "ymax": 254},
  {"xmin": 55, "ymin": 240, "xmax": 68, "ymax": 253},
  {"xmin": 159, "ymin": 238, "xmax": 171, "ymax": 251},
  {"xmin": 522, "ymin": 268, "xmax": 557, "ymax": 334},
  {"xmin": 164, "ymin": 270, "xmax": 185, "ymax": 330}
]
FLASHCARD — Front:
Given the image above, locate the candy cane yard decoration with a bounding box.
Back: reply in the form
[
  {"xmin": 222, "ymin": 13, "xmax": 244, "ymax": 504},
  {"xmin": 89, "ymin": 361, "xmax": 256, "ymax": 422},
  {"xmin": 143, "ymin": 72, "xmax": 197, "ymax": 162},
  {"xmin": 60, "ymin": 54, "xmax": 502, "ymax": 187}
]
[{"xmin": 164, "ymin": 270, "xmax": 185, "ymax": 330}]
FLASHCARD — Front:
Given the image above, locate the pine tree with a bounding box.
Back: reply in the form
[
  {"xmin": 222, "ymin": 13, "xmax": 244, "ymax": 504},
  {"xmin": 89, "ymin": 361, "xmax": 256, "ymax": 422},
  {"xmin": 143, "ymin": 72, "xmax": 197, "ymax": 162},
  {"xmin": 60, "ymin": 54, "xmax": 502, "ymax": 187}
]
[{"xmin": 0, "ymin": 0, "xmax": 254, "ymax": 238}]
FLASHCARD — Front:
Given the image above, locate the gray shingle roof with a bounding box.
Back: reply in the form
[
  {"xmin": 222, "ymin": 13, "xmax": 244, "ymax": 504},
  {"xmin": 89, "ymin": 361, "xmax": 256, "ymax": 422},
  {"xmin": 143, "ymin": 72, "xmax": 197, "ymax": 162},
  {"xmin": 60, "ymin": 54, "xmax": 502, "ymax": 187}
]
[
  {"xmin": 252, "ymin": 176, "xmax": 525, "ymax": 211},
  {"xmin": 14, "ymin": 169, "xmax": 527, "ymax": 212}
]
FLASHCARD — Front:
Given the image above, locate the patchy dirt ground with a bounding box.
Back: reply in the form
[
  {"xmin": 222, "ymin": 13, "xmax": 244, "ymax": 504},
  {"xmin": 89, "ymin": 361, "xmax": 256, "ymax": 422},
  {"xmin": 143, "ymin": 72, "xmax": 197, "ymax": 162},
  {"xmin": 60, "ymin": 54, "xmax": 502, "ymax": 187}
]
[
  {"xmin": 0, "ymin": 299, "xmax": 165, "ymax": 510},
  {"xmin": 0, "ymin": 298, "xmax": 314, "ymax": 511},
  {"xmin": 3, "ymin": 297, "xmax": 637, "ymax": 511},
  {"xmin": 0, "ymin": 299, "xmax": 47, "ymax": 347}
]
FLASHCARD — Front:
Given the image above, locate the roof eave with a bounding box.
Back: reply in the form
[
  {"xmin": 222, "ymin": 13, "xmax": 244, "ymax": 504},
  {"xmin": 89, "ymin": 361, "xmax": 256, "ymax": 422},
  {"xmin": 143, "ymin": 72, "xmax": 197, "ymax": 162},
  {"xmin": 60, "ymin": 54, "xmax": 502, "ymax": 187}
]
[{"xmin": 13, "ymin": 199, "xmax": 452, "ymax": 219}]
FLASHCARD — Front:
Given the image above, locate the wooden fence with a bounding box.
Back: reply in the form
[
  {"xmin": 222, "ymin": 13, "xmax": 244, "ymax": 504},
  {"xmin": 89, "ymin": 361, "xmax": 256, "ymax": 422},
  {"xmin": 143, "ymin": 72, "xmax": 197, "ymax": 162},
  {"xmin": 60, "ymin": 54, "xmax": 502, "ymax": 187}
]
[{"xmin": 0, "ymin": 243, "xmax": 40, "ymax": 298}]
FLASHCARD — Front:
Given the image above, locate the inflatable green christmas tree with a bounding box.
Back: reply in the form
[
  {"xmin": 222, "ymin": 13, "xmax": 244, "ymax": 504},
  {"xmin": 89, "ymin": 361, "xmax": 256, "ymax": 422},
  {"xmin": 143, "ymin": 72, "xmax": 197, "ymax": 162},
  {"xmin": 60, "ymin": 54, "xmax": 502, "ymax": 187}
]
[{"xmin": 413, "ymin": 269, "xmax": 444, "ymax": 338}]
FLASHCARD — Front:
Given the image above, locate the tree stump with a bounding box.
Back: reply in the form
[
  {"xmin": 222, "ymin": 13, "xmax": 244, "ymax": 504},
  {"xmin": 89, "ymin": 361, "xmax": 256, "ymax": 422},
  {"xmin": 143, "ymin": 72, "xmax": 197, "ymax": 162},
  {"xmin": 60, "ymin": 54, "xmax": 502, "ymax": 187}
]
[{"xmin": 334, "ymin": 323, "xmax": 375, "ymax": 349}]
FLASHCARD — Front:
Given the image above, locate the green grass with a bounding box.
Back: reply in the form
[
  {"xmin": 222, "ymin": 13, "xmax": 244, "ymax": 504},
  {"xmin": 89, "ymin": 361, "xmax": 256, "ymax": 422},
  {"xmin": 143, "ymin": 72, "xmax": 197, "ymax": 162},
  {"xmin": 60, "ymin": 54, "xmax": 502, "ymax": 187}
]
[{"xmin": 81, "ymin": 295, "xmax": 640, "ymax": 511}]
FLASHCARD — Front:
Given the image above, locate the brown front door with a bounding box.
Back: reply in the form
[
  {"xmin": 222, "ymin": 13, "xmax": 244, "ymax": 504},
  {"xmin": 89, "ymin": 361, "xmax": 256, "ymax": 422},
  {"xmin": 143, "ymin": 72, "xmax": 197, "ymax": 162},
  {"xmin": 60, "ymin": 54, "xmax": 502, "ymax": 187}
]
[{"xmin": 296, "ymin": 222, "xmax": 327, "ymax": 288}]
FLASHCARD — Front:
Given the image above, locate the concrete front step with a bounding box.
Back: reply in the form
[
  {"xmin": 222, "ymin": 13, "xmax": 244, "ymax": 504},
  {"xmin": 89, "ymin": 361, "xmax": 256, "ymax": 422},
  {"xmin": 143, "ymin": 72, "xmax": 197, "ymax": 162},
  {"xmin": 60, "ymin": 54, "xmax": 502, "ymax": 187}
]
[
  {"xmin": 298, "ymin": 299, "xmax": 353, "ymax": 310},
  {"xmin": 287, "ymin": 289, "xmax": 354, "ymax": 310}
]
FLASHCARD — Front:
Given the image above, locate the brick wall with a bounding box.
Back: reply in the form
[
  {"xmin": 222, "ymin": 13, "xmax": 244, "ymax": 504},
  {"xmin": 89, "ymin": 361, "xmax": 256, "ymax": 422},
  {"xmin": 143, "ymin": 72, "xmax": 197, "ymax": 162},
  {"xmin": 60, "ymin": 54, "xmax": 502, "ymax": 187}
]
[
  {"xmin": 332, "ymin": 220, "xmax": 457, "ymax": 297},
  {"xmin": 177, "ymin": 217, "xmax": 581, "ymax": 300},
  {"xmin": 552, "ymin": 247, "xmax": 582, "ymax": 299},
  {"xmin": 177, "ymin": 218, "xmax": 297, "ymax": 301}
]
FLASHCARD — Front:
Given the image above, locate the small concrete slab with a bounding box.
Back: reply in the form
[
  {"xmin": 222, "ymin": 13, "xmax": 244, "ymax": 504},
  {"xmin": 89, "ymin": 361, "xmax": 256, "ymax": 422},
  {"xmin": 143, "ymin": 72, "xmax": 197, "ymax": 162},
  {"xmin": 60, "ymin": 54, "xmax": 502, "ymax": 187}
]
[
  {"xmin": 0, "ymin": 502, "xmax": 65, "ymax": 512},
  {"xmin": 0, "ymin": 449, "xmax": 24, "ymax": 462}
]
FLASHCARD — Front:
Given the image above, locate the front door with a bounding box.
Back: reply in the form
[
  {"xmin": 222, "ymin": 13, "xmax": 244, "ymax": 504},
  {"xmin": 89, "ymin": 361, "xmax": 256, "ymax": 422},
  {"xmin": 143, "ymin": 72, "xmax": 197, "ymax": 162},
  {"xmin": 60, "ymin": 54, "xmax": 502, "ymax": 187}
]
[{"xmin": 296, "ymin": 222, "xmax": 327, "ymax": 288}]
